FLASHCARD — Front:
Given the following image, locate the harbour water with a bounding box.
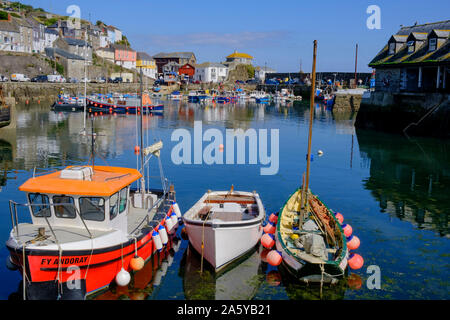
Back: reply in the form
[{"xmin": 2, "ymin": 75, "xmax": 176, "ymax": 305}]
[{"xmin": 0, "ymin": 100, "xmax": 448, "ymax": 300}]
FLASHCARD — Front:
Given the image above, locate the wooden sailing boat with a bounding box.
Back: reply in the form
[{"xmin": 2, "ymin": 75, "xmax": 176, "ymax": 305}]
[{"xmin": 272, "ymin": 41, "xmax": 350, "ymax": 284}]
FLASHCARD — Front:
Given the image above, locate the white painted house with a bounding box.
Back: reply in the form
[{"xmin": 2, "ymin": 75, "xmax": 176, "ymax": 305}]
[
  {"xmin": 255, "ymin": 66, "xmax": 276, "ymax": 82},
  {"xmin": 194, "ymin": 62, "xmax": 228, "ymax": 83}
]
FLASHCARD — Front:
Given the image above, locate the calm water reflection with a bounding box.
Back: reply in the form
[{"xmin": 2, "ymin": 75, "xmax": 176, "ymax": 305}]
[{"xmin": 0, "ymin": 100, "xmax": 448, "ymax": 300}]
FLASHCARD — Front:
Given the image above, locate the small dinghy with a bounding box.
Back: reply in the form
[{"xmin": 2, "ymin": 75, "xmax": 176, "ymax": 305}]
[{"xmin": 183, "ymin": 187, "xmax": 265, "ymax": 271}]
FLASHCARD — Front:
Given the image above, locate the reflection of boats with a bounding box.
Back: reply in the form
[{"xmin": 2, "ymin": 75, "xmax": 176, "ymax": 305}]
[
  {"xmin": 183, "ymin": 189, "xmax": 265, "ymax": 271},
  {"xmin": 181, "ymin": 244, "xmax": 263, "ymax": 300},
  {"xmin": 215, "ymin": 91, "xmax": 237, "ymax": 104},
  {"xmin": 5, "ymin": 95, "xmax": 178, "ymax": 299},
  {"xmin": 188, "ymin": 90, "xmax": 209, "ymax": 103},
  {"xmin": 279, "ymin": 262, "xmax": 347, "ymax": 300},
  {"xmin": 51, "ymin": 94, "xmax": 85, "ymax": 112},
  {"xmin": 168, "ymin": 91, "xmax": 182, "ymax": 100},
  {"xmin": 275, "ymin": 41, "xmax": 349, "ymax": 284}
]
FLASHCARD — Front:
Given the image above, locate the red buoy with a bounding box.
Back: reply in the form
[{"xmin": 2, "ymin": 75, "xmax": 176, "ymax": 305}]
[
  {"xmin": 348, "ymin": 253, "xmax": 364, "ymax": 270},
  {"xmin": 261, "ymin": 233, "xmax": 275, "ymax": 249},
  {"xmin": 347, "ymin": 273, "xmax": 362, "ymax": 290},
  {"xmin": 269, "ymin": 213, "xmax": 278, "ymax": 224},
  {"xmin": 134, "ymin": 146, "xmax": 140, "ymax": 155},
  {"xmin": 347, "ymin": 235, "xmax": 360, "ymax": 250},
  {"xmin": 263, "ymin": 222, "xmax": 276, "ymax": 234},
  {"xmin": 335, "ymin": 212, "xmax": 344, "ymax": 224},
  {"xmin": 267, "ymin": 250, "xmax": 282, "ymax": 267},
  {"xmin": 342, "ymin": 224, "xmax": 353, "ymax": 237}
]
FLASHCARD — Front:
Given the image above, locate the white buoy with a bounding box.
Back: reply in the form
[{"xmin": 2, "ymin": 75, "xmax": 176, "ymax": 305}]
[
  {"xmin": 173, "ymin": 202, "xmax": 182, "ymax": 218},
  {"xmin": 165, "ymin": 216, "xmax": 174, "ymax": 232},
  {"xmin": 170, "ymin": 212, "xmax": 178, "ymax": 228},
  {"xmin": 152, "ymin": 230, "xmax": 163, "ymax": 252},
  {"xmin": 317, "ymin": 150, "xmax": 324, "ymax": 156},
  {"xmin": 115, "ymin": 267, "xmax": 131, "ymax": 286},
  {"xmin": 158, "ymin": 224, "xmax": 168, "ymax": 245}
]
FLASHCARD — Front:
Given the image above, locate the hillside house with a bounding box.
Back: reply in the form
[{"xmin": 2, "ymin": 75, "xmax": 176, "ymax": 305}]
[{"xmin": 153, "ymin": 52, "xmax": 196, "ymax": 74}]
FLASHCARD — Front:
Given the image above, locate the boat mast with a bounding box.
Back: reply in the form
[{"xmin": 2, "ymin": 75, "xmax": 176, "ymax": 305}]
[
  {"xmin": 302, "ymin": 40, "xmax": 317, "ymax": 210},
  {"xmin": 83, "ymin": 27, "xmax": 87, "ymax": 134},
  {"xmin": 139, "ymin": 67, "xmax": 146, "ymax": 208}
]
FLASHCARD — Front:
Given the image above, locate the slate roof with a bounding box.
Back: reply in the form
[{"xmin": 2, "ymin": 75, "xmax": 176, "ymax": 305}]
[
  {"xmin": 0, "ymin": 19, "xmax": 19, "ymax": 33},
  {"xmin": 63, "ymin": 37, "xmax": 91, "ymax": 47},
  {"xmin": 196, "ymin": 62, "xmax": 227, "ymax": 68},
  {"xmin": 153, "ymin": 52, "xmax": 195, "ymax": 59},
  {"xmin": 45, "ymin": 47, "xmax": 84, "ymax": 60},
  {"xmin": 137, "ymin": 52, "xmax": 153, "ymax": 61},
  {"xmin": 369, "ymin": 20, "xmax": 450, "ymax": 67}
]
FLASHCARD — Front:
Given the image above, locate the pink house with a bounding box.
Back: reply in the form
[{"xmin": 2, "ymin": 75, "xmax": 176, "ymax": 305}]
[{"xmin": 111, "ymin": 44, "xmax": 136, "ymax": 69}]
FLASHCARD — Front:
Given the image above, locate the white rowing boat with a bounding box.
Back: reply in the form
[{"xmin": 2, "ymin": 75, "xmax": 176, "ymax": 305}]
[{"xmin": 183, "ymin": 189, "xmax": 265, "ymax": 271}]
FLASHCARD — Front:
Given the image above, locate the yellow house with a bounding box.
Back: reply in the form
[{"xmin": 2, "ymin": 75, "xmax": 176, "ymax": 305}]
[
  {"xmin": 136, "ymin": 52, "xmax": 157, "ymax": 79},
  {"xmin": 226, "ymin": 50, "xmax": 253, "ymax": 64}
]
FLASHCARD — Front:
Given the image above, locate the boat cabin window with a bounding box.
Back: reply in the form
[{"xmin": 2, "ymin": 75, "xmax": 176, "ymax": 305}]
[
  {"xmin": 119, "ymin": 187, "xmax": 128, "ymax": 214},
  {"xmin": 53, "ymin": 196, "xmax": 76, "ymax": 219},
  {"xmin": 110, "ymin": 192, "xmax": 119, "ymax": 220},
  {"xmin": 28, "ymin": 193, "xmax": 51, "ymax": 218},
  {"xmin": 79, "ymin": 197, "xmax": 105, "ymax": 221}
]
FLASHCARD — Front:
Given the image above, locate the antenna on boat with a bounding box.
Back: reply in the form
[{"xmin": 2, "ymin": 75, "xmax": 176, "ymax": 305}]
[{"xmin": 302, "ymin": 40, "xmax": 317, "ymax": 212}]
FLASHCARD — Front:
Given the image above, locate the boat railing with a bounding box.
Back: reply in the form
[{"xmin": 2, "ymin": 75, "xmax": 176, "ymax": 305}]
[
  {"xmin": 8, "ymin": 201, "xmax": 93, "ymax": 242},
  {"xmin": 129, "ymin": 187, "xmax": 173, "ymax": 235}
]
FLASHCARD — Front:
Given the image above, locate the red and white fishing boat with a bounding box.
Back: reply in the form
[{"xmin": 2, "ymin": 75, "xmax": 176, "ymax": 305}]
[{"xmin": 6, "ymin": 81, "xmax": 180, "ymax": 300}]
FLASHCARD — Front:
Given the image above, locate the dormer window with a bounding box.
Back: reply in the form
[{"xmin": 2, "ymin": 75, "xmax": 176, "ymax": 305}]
[
  {"xmin": 429, "ymin": 38, "xmax": 437, "ymax": 51},
  {"xmin": 407, "ymin": 41, "xmax": 415, "ymax": 53},
  {"xmin": 389, "ymin": 42, "xmax": 396, "ymax": 54}
]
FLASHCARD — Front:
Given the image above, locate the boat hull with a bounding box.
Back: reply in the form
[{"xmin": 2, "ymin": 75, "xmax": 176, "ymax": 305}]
[
  {"xmin": 6, "ymin": 228, "xmax": 158, "ymax": 297},
  {"xmin": 184, "ymin": 219, "xmax": 263, "ymax": 270}
]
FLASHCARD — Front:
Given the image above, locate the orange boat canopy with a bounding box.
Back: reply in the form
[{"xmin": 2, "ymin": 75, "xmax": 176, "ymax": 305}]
[{"xmin": 19, "ymin": 166, "xmax": 142, "ymax": 197}]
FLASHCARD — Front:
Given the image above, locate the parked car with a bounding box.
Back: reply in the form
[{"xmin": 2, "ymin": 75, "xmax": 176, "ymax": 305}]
[
  {"xmin": 235, "ymin": 80, "xmax": 245, "ymax": 84},
  {"xmin": 246, "ymin": 79, "xmax": 258, "ymax": 84},
  {"xmin": 31, "ymin": 75, "xmax": 48, "ymax": 82},
  {"xmin": 47, "ymin": 74, "xmax": 65, "ymax": 83},
  {"xmin": 69, "ymin": 77, "xmax": 79, "ymax": 83},
  {"xmin": 0, "ymin": 75, "xmax": 7, "ymax": 82},
  {"xmin": 81, "ymin": 78, "xmax": 91, "ymax": 83},
  {"xmin": 97, "ymin": 77, "xmax": 106, "ymax": 83},
  {"xmin": 111, "ymin": 77, "xmax": 122, "ymax": 83},
  {"xmin": 11, "ymin": 73, "xmax": 30, "ymax": 82}
]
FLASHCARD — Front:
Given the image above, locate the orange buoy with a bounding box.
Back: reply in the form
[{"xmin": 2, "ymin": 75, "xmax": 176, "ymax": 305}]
[
  {"xmin": 335, "ymin": 212, "xmax": 344, "ymax": 224},
  {"xmin": 260, "ymin": 248, "xmax": 270, "ymax": 263},
  {"xmin": 134, "ymin": 146, "xmax": 140, "ymax": 155},
  {"xmin": 269, "ymin": 213, "xmax": 278, "ymax": 224},
  {"xmin": 130, "ymin": 255, "xmax": 145, "ymax": 271},
  {"xmin": 348, "ymin": 253, "xmax": 364, "ymax": 270},
  {"xmin": 263, "ymin": 222, "xmax": 276, "ymax": 234},
  {"xmin": 219, "ymin": 144, "xmax": 224, "ymax": 152},
  {"xmin": 267, "ymin": 250, "xmax": 282, "ymax": 267},
  {"xmin": 261, "ymin": 233, "xmax": 275, "ymax": 249},
  {"xmin": 347, "ymin": 273, "xmax": 362, "ymax": 290},
  {"xmin": 347, "ymin": 235, "xmax": 360, "ymax": 250},
  {"xmin": 342, "ymin": 224, "xmax": 353, "ymax": 237},
  {"xmin": 266, "ymin": 270, "xmax": 282, "ymax": 286}
]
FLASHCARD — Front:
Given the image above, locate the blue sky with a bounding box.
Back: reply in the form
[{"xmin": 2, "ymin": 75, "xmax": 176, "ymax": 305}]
[{"xmin": 20, "ymin": 0, "xmax": 450, "ymax": 72}]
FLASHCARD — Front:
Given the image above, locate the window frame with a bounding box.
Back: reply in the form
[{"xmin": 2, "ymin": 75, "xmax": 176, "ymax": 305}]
[
  {"xmin": 109, "ymin": 192, "xmax": 119, "ymax": 221},
  {"xmin": 28, "ymin": 193, "xmax": 51, "ymax": 218},
  {"xmin": 407, "ymin": 41, "xmax": 415, "ymax": 53},
  {"xmin": 52, "ymin": 195, "xmax": 77, "ymax": 219},
  {"xmin": 119, "ymin": 187, "xmax": 128, "ymax": 214},
  {"xmin": 79, "ymin": 197, "xmax": 106, "ymax": 222},
  {"xmin": 428, "ymin": 38, "xmax": 437, "ymax": 51}
]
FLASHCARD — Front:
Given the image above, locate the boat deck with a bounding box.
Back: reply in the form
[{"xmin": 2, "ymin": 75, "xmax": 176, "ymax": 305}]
[{"xmin": 279, "ymin": 191, "xmax": 333, "ymax": 264}]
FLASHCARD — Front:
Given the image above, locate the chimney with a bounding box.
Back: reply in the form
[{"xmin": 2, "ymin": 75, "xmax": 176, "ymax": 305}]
[{"xmin": 7, "ymin": 13, "xmax": 11, "ymax": 22}]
